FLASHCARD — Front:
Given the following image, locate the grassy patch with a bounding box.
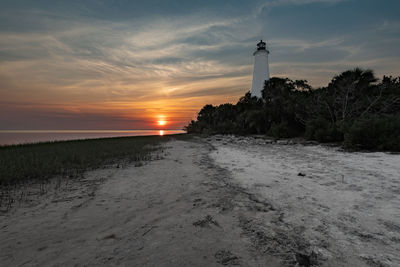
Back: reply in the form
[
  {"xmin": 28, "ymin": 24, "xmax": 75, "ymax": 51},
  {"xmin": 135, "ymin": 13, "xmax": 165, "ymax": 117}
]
[{"xmin": 0, "ymin": 134, "xmax": 187, "ymax": 186}]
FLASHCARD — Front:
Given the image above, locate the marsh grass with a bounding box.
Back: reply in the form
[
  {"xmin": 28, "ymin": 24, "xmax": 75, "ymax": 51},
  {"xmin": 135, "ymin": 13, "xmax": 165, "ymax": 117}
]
[
  {"xmin": 0, "ymin": 134, "xmax": 188, "ymax": 186},
  {"xmin": 0, "ymin": 133, "xmax": 193, "ymax": 211}
]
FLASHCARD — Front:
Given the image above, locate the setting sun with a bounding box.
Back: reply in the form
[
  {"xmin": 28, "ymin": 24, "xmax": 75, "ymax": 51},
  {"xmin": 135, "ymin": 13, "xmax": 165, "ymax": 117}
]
[
  {"xmin": 157, "ymin": 120, "xmax": 167, "ymax": 126},
  {"xmin": 156, "ymin": 115, "xmax": 167, "ymax": 127}
]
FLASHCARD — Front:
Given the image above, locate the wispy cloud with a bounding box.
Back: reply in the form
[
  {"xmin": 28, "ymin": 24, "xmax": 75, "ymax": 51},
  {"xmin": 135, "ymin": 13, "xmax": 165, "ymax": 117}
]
[
  {"xmin": 255, "ymin": 0, "xmax": 348, "ymax": 16},
  {"xmin": 0, "ymin": 0, "xmax": 399, "ymax": 129}
]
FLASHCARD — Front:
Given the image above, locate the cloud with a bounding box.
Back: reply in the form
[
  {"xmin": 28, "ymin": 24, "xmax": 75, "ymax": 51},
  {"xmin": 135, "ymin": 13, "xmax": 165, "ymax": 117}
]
[
  {"xmin": 0, "ymin": 12, "xmax": 256, "ymax": 129},
  {"xmin": 0, "ymin": 0, "xmax": 399, "ymax": 129},
  {"xmin": 256, "ymin": 0, "xmax": 348, "ymax": 13},
  {"xmin": 0, "ymin": 12, "xmax": 257, "ymax": 96}
]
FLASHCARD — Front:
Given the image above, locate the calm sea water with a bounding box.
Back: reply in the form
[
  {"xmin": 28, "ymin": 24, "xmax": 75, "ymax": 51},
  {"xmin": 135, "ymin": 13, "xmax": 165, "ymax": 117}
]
[{"xmin": 0, "ymin": 130, "xmax": 185, "ymax": 146}]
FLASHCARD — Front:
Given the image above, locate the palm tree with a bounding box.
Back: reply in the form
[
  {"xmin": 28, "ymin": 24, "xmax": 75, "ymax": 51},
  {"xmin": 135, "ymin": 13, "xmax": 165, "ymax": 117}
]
[{"xmin": 327, "ymin": 68, "xmax": 377, "ymax": 121}]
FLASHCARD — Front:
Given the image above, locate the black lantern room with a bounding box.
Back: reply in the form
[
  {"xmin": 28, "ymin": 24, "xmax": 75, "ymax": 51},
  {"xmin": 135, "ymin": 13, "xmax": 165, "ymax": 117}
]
[{"xmin": 256, "ymin": 40, "xmax": 267, "ymax": 51}]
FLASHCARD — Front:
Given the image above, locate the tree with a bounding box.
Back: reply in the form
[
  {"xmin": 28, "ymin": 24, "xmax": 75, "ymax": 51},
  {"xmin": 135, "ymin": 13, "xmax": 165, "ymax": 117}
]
[
  {"xmin": 325, "ymin": 68, "xmax": 378, "ymax": 121},
  {"xmin": 185, "ymin": 68, "xmax": 400, "ymax": 151},
  {"xmin": 262, "ymin": 78, "xmax": 309, "ymax": 135}
]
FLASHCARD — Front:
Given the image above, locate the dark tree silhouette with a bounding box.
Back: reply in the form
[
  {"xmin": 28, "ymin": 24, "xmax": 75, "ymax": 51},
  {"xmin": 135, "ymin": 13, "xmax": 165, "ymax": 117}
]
[{"xmin": 185, "ymin": 68, "xmax": 400, "ymax": 151}]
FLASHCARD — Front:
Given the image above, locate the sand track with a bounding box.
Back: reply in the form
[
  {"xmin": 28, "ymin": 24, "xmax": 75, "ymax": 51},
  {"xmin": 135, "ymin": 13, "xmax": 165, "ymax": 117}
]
[{"xmin": 0, "ymin": 139, "xmax": 281, "ymax": 266}]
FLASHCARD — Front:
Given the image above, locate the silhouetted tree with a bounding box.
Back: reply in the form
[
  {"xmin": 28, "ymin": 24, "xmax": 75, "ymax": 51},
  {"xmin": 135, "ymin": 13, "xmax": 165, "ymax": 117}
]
[{"xmin": 185, "ymin": 68, "xmax": 400, "ymax": 151}]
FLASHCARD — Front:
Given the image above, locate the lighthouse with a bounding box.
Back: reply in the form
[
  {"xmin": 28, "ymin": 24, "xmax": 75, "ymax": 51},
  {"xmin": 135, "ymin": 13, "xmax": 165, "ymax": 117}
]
[{"xmin": 251, "ymin": 40, "xmax": 270, "ymax": 98}]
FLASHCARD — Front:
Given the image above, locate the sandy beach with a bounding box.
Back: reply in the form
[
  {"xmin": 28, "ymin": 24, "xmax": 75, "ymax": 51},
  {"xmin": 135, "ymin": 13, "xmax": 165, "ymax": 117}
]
[{"xmin": 1, "ymin": 136, "xmax": 399, "ymax": 266}]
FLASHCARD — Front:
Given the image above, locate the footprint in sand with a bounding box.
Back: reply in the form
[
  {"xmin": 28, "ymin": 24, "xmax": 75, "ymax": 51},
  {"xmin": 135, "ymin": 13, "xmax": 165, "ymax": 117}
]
[
  {"xmin": 193, "ymin": 215, "xmax": 220, "ymax": 228},
  {"xmin": 214, "ymin": 249, "xmax": 241, "ymax": 266}
]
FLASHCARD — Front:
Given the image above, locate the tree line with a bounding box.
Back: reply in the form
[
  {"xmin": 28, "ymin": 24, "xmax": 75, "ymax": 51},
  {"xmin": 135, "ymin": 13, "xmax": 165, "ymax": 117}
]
[{"xmin": 185, "ymin": 68, "xmax": 400, "ymax": 151}]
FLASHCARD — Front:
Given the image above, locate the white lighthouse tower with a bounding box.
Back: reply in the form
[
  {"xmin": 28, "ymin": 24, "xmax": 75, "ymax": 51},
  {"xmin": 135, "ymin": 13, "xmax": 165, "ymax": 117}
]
[{"xmin": 251, "ymin": 40, "xmax": 270, "ymax": 98}]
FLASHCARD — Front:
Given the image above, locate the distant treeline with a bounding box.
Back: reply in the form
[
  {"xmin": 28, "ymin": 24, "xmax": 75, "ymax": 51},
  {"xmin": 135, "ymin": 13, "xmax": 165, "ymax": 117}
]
[{"xmin": 185, "ymin": 68, "xmax": 400, "ymax": 151}]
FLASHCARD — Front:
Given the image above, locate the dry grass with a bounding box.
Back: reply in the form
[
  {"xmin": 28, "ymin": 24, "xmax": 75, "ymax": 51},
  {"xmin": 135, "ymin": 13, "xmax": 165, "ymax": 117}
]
[{"xmin": 0, "ymin": 134, "xmax": 190, "ymax": 186}]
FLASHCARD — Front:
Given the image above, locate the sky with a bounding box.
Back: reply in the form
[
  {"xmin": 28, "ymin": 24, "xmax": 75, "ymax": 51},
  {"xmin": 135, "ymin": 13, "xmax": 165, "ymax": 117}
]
[{"xmin": 0, "ymin": 0, "xmax": 399, "ymax": 130}]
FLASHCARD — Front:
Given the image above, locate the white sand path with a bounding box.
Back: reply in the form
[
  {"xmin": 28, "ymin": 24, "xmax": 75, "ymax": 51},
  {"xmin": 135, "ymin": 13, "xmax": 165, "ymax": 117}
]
[{"xmin": 0, "ymin": 139, "xmax": 281, "ymax": 267}]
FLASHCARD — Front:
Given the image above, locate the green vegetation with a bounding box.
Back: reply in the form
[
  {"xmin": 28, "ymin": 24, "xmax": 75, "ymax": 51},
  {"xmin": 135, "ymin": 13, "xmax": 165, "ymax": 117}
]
[
  {"xmin": 0, "ymin": 134, "xmax": 182, "ymax": 185},
  {"xmin": 185, "ymin": 68, "xmax": 400, "ymax": 151}
]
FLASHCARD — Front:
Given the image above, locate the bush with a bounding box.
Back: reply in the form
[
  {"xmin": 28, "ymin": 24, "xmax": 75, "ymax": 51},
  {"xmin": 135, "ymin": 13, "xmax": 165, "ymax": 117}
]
[
  {"xmin": 305, "ymin": 118, "xmax": 343, "ymax": 142},
  {"xmin": 268, "ymin": 121, "xmax": 301, "ymax": 138},
  {"xmin": 344, "ymin": 115, "xmax": 400, "ymax": 151}
]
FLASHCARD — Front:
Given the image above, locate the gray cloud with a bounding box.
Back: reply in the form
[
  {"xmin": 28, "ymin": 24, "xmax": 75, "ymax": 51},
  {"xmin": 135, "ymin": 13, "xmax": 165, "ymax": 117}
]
[{"xmin": 0, "ymin": 0, "xmax": 399, "ymax": 129}]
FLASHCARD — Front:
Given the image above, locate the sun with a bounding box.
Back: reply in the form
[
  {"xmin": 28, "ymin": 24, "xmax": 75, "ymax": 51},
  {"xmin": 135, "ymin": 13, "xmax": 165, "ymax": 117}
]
[
  {"xmin": 156, "ymin": 115, "xmax": 167, "ymax": 127},
  {"xmin": 157, "ymin": 120, "xmax": 167, "ymax": 126}
]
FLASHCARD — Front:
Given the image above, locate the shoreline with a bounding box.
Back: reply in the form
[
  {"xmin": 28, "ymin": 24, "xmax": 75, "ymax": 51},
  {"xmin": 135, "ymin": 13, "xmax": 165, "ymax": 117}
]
[
  {"xmin": 2, "ymin": 131, "xmax": 395, "ymax": 154},
  {"xmin": 0, "ymin": 130, "xmax": 186, "ymax": 147}
]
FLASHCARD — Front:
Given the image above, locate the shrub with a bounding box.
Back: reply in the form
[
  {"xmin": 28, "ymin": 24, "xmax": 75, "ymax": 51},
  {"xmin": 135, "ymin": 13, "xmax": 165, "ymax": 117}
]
[
  {"xmin": 305, "ymin": 117, "xmax": 343, "ymax": 142},
  {"xmin": 268, "ymin": 121, "xmax": 301, "ymax": 138},
  {"xmin": 344, "ymin": 115, "xmax": 400, "ymax": 151}
]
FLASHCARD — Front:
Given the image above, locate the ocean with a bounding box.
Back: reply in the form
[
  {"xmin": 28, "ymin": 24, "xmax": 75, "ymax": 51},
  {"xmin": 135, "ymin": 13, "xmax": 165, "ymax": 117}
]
[{"xmin": 0, "ymin": 130, "xmax": 185, "ymax": 146}]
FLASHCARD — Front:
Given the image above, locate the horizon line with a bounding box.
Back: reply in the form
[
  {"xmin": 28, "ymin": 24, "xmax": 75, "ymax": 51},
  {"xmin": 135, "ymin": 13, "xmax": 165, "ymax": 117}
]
[{"xmin": 0, "ymin": 129, "xmax": 185, "ymax": 133}]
